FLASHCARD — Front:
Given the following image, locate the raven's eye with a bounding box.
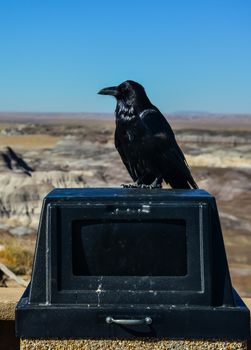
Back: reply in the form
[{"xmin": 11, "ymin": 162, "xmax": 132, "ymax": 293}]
[
  {"xmin": 123, "ymin": 87, "xmax": 130, "ymax": 95},
  {"xmin": 119, "ymin": 88, "xmax": 126, "ymax": 96}
]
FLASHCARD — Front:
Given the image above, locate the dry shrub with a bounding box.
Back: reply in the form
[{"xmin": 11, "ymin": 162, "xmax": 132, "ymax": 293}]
[{"xmin": 0, "ymin": 241, "xmax": 33, "ymax": 275}]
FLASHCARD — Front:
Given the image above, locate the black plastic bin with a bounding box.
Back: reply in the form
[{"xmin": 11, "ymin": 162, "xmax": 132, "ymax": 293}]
[{"xmin": 16, "ymin": 188, "xmax": 250, "ymax": 339}]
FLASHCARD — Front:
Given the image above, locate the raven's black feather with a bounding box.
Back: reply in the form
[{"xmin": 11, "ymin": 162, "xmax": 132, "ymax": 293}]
[{"xmin": 98, "ymin": 80, "xmax": 198, "ymax": 189}]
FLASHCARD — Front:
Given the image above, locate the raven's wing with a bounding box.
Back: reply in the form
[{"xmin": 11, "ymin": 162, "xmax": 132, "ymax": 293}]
[
  {"xmin": 114, "ymin": 128, "xmax": 138, "ymax": 182},
  {"xmin": 140, "ymin": 109, "xmax": 198, "ymax": 189}
]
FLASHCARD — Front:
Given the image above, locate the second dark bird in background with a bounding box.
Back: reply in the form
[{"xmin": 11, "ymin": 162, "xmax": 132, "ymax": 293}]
[
  {"xmin": 1, "ymin": 147, "xmax": 34, "ymax": 177},
  {"xmin": 98, "ymin": 80, "xmax": 198, "ymax": 189}
]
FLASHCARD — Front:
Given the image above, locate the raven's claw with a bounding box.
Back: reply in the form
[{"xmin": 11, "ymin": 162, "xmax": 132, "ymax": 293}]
[
  {"xmin": 140, "ymin": 184, "xmax": 162, "ymax": 189},
  {"xmin": 121, "ymin": 182, "xmax": 162, "ymax": 189},
  {"xmin": 121, "ymin": 183, "xmax": 140, "ymax": 188}
]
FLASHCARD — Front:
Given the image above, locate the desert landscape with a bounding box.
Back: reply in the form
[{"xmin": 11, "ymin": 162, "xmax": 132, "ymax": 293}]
[{"xmin": 0, "ymin": 112, "xmax": 250, "ymax": 296}]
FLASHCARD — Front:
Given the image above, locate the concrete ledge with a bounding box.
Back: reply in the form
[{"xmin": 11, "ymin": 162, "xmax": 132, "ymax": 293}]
[
  {"xmin": 20, "ymin": 338, "xmax": 247, "ymax": 350},
  {"xmin": 0, "ymin": 287, "xmax": 24, "ymax": 350},
  {"xmin": 0, "ymin": 287, "xmax": 24, "ymax": 320}
]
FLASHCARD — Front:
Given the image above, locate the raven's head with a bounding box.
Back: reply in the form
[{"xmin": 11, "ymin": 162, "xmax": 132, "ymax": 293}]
[{"xmin": 98, "ymin": 80, "xmax": 150, "ymax": 108}]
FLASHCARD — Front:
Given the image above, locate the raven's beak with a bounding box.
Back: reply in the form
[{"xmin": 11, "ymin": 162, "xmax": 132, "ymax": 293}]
[{"xmin": 97, "ymin": 86, "xmax": 119, "ymax": 97}]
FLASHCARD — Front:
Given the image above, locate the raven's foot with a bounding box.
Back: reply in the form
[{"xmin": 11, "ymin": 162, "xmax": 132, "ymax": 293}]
[
  {"xmin": 139, "ymin": 177, "xmax": 163, "ymax": 189},
  {"xmin": 121, "ymin": 183, "xmax": 140, "ymax": 188},
  {"xmin": 139, "ymin": 183, "xmax": 162, "ymax": 189}
]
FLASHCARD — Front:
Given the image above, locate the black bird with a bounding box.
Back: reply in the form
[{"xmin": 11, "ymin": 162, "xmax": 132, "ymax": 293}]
[
  {"xmin": 6, "ymin": 147, "xmax": 34, "ymax": 177},
  {"xmin": 1, "ymin": 152, "xmax": 12, "ymax": 170},
  {"xmin": 98, "ymin": 80, "xmax": 198, "ymax": 189}
]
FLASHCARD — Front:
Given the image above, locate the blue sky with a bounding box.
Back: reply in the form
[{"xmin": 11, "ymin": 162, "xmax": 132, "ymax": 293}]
[{"xmin": 0, "ymin": 1, "xmax": 251, "ymax": 113}]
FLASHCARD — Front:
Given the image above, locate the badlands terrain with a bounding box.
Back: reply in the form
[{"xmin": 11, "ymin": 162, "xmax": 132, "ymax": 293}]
[{"xmin": 0, "ymin": 112, "xmax": 250, "ymax": 295}]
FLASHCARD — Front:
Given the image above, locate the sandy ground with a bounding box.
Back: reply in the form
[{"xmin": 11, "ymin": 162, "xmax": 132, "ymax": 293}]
[{"xmin": 0, "ymin": 134, "xmax": 61, "ymax": 150}]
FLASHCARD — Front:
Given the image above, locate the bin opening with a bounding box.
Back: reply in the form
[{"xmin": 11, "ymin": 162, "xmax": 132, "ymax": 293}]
[{"xmin": 72, "ymin": 219, "xmax": 187, "ymax": 276}]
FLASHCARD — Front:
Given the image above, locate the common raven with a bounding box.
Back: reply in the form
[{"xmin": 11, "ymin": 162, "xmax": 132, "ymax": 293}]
[
  {"xmin": 6, "ymin": 147, "xmax": 34, "ymax": 177},
  {"xmin": 98, "ymin": 80, "xmax": 197, "ymax": 189},
  {"xmin": 1, "ymin": 152, "xmax": 12, "ymax": 170}
]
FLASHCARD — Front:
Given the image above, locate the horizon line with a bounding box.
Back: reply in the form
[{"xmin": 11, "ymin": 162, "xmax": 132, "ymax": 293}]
[{"xmin": 0, "ymin": 110, "xmax": 251, "ymax": 117}]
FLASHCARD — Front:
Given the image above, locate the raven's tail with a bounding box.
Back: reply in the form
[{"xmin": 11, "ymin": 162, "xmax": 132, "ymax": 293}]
[{"xmin": 189, "ymin": 177, "xmax": 198, "ymax": 189}]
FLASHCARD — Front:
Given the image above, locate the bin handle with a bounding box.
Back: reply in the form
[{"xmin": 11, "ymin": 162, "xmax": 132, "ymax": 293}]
[{"xmin": 106, "ymin": 316, "xmax": 152, "ymax": 325}]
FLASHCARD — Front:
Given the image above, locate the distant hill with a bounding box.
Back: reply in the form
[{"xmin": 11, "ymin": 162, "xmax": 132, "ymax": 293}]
[
  {"xmin": 0, "ymin": 111, "xmax": 251, "ymax": 131},
  {"xmin": 0, "ymin": 112, "xmax": 114, "ymax": 123}
]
